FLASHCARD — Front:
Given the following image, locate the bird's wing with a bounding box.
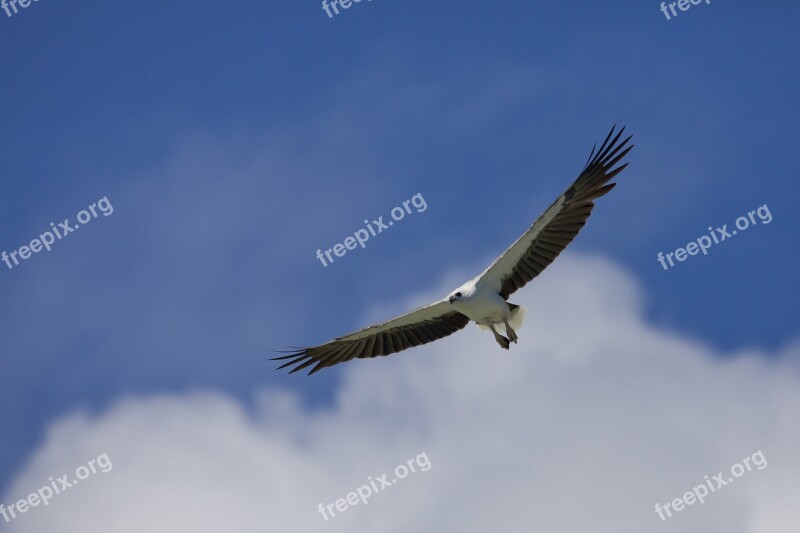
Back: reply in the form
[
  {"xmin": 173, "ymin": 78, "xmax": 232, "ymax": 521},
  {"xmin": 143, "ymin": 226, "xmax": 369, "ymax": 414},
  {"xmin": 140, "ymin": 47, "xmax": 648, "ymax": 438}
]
[
  {"xmin": 272, "ymin": 299, "xmax": 469, "ymax": 375},
  {"xmin": 476, "ymin": 126, "xmax": 633, "ymax": 299}
]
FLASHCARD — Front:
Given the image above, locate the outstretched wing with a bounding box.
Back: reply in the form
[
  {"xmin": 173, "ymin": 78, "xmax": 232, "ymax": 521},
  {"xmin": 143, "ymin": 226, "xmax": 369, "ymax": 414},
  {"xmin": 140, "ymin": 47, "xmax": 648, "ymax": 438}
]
[
  {"xmin": 476, "ymin": 125, "xmax": 633, "ymax": 299},
  {"xmin": 272, "ymin": 300, "xmax": 469, "ymax": 375}
]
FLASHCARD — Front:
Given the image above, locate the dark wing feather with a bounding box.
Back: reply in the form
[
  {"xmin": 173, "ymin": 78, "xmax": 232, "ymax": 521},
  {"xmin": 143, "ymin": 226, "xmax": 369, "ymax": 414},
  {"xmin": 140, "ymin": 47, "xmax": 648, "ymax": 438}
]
[
  {"xmin": 272, "ymin": 300, "xmax": 469, "ymax": 375},
  {"xmin": 477, "ymin": 125, "xmax": 633, "ymax": 299}
]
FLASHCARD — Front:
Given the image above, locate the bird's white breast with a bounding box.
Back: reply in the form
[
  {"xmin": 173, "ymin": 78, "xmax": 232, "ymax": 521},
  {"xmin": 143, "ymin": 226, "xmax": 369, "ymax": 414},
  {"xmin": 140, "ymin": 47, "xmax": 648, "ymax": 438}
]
[{"xmin": 452, "ymin": 287, "xmax": 510, "ymax": 325}]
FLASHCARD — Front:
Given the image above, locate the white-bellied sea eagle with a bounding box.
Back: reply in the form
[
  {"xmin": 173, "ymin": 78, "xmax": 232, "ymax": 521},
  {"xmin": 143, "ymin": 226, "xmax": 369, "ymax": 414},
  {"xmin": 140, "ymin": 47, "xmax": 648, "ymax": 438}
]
[{"xmin": 273, "ymin": 126, "xmax": 633, "ymax": 375}]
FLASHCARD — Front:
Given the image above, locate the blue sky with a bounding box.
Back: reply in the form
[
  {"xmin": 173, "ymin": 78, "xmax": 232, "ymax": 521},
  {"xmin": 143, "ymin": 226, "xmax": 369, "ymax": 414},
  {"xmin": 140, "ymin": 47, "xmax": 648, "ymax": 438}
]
[{"xmin": 1, "ymin": 1, "xmax": 798, "ymax": 529}]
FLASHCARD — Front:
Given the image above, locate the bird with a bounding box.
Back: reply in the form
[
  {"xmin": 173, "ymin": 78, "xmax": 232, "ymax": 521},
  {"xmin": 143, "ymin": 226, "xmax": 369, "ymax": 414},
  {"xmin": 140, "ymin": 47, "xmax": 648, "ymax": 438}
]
[{"xmin": 273, "ymin": 126, "xmax": 633, "ymax": 375}]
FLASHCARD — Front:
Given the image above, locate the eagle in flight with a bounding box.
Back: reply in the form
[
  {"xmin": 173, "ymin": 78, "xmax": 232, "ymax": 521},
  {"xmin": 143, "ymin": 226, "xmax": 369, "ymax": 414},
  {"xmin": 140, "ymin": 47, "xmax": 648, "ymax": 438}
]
[{"xmin": 274, "ymin": 126, "xmax": 633, "ymax": 375}]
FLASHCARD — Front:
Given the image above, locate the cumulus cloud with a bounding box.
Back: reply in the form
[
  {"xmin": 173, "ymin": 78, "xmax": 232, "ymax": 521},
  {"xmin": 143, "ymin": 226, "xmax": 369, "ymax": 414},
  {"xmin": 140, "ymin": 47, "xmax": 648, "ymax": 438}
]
[{"xmin": 3, "ymin": 254, "xmax": 798, "ymax": 532}]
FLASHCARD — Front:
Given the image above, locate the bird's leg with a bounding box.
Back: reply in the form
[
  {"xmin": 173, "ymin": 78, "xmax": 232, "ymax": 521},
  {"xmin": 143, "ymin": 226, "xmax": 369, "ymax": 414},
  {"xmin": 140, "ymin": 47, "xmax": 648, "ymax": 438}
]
[
  {"xmin": 489, "ymin": 324, "xmax": 510, "ymax": 350},
  {"xmin": 503, "ymin": 318, "xmax": 518, "ymax": 344}
]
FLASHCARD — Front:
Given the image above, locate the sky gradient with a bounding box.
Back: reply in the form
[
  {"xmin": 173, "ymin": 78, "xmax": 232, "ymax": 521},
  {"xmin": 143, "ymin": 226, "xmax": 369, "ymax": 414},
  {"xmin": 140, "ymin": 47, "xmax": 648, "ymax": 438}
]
[{"xmin": 1, "ymin": 1, "xmax": 798, "ymax": 530}]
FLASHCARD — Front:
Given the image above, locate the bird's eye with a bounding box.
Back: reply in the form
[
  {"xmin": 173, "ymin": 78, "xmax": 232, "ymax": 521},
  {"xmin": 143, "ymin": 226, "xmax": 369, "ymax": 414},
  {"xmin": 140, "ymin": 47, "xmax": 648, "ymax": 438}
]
[{"xmin": 455, "ymin": 292, "xmax": 462, "ymax": 297}]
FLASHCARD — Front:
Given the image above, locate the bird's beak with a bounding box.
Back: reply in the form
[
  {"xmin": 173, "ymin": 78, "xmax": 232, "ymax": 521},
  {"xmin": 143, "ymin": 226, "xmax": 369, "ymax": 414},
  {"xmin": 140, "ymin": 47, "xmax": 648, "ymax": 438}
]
[{"xmin": 448, "ymin": 296, "xmax": 456, "ymax": 304}]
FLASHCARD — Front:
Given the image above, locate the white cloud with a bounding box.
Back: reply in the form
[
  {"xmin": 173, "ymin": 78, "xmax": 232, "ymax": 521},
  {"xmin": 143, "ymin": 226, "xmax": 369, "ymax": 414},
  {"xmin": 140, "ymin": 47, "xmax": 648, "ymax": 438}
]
[{"xmin": 3, "ymin": 254, "xmax": 798, "ymax": 532}]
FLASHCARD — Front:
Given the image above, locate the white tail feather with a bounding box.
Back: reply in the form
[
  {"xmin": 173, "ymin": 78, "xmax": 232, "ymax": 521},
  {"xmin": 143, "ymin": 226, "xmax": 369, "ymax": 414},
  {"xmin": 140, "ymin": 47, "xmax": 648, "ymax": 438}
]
[{"xmin": 476, "ymin": 305, "xmax": 528, "ymax": 335}]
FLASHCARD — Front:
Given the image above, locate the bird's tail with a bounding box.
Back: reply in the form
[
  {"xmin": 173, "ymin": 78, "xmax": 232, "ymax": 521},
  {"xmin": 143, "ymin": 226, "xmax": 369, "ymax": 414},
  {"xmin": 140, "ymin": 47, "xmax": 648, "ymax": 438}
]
[
  {"xmin": 476, "ymin": 304, "xmax": 528, "ymax": 335},
  {"xmin": 506, "ymin": 304, "xmax": 528, "ymax": 334}
]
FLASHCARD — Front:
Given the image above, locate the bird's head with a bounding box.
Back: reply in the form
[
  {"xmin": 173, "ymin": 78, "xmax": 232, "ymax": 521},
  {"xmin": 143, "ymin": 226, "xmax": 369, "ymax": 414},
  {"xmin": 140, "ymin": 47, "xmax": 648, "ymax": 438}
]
[{"xmin": 448, "ymin": 283, "xmax": 475, "ymax": 305}]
